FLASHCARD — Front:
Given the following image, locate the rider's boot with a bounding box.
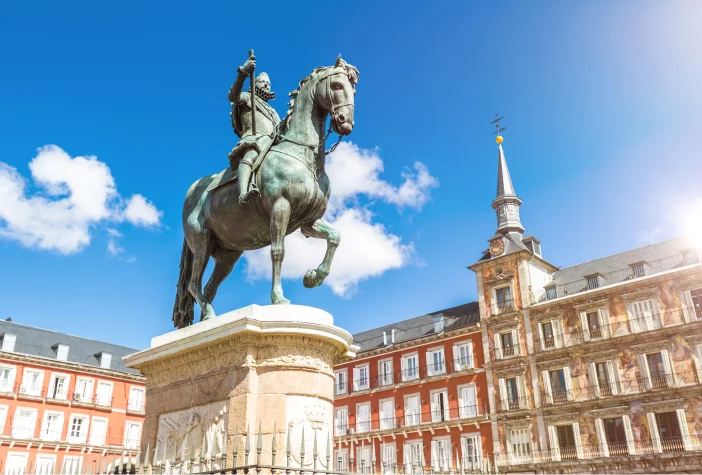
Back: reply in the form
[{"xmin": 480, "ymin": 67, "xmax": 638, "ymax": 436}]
[{"xmin": 237, "ymin": 161, "xmax": 259, "ymax": 204}]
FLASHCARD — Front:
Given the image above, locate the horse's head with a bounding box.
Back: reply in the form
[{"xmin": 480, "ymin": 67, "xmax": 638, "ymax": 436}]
[{"xmin": 317, "ymin": 56, "xmax": 359, "ymax": 136}]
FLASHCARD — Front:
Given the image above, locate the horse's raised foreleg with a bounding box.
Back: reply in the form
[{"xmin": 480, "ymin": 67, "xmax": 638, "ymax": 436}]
[
  {"xmin": 188, "ymin": 228, "xmax": 216, "ymax": 321},
  {"xmin": 301, "ymin": 219, "xmax": 340, "ymax": 288},
  {"xmin": 270, "ymin": 198, "xmax": 292, "ymax": 304},
  {"xmin": 202, "ymin": 250, "xmax": 243, "ymax": 320}
]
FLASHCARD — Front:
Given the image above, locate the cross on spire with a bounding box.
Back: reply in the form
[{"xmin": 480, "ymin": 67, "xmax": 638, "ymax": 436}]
[{"xmin": 491, "ymin": 114, "xmax": 506, "ymax": 136}]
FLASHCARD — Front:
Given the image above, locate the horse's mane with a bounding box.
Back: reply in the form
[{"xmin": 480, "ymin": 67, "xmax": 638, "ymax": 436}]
[{"xmin": 278, "ymin": 59, "xmax": 360, "ymax": 134}]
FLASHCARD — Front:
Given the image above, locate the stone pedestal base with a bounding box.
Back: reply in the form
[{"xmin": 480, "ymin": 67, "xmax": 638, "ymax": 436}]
[{"xmin": 124, "ymin": 304, "xmax": 355, "ymax": 470}]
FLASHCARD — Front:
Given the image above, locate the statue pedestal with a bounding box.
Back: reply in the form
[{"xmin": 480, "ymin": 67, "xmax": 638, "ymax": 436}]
[{"xmin": 124, "ymin": 304, "xmax": 356, "ymax": 470}]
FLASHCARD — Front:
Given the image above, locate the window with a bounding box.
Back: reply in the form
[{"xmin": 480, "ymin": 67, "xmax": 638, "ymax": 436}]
[
  {"xmin": 334, "ymin": 407, "xmax": 348, "ymax": 436},
  {"xmin": 12, "ymin": 408, "xmax": 37, "ymax": 438},
  {"xmin": 48, "ymin": 374, "xmax": 69, "ymax": 400},
  {"xmin": 1, "ymin": 333, "xmax": 16, "ymax": 352},
  {"xmin": 586, "ymin": 311, "xmax": 602, "ymax": 339},
  {"xmin": 20, "ymin": 368, "xmax": 43, "ymax": 397},
  {"xmin": 378, "ymin": 359, "xmax": 393, "ymax": 386},
  {"xmin": 546, "ymin": 286, "xmax": 558, "ymax": 300},
  {"xmin": 356, "ymin": 445, "xmax": 372, "ymax": 472},
  {"xmin": 587, "ymin": 275, "xmax": 599, "ymax": 290},
  {"xmin": 335, "ymin": 370, "xmax": 347, "ymax": 395},
  {"xmin": 656, "ymin": 412, "xmax": 682, "ymax": 453},
  {"xmin": 90, "ymin": 418, "xmax": 108, "ymax": 446},
  {"xmin": 579, "ymin": 308, "xmax": 610, "ymax": 341},
  {"xmin": 35, "ymin": 455, "xmax": 56, "ymax": 475},
  {"xmin": 458, "ymin": 384, "xmax": 478, "ymax": 418},
  {"xmin": 383, "ymin": 329, "xmax": 395, "ymax": 346},
  {"xmin": 62, "ymin": 456, "xmax": 83, "ymax": 475},
  {"xmin": 5, "ymin": 453, "xmax": 28, "ymax": 474},
  {"xmin": 55, "ymin": 344, "xmax": 69, "ymax": 361},
  {"xmin": 689, "ymin": 288, "xmax": 702, "ymax": 320},
  {"xmin": 500, "ymin": 332, "xmax": 515, "ymax": 357},
  {"xmin": 403, "ymin": 441, "xmax": 422, "ymax": 474},
  {"xmin": 40, "ymin": 412, "xmax": 63, "ymax": 441},
  {"xmin": 380, "ymin": 399, "xmax": 395, "ymax": 430},
  {"xmin": 541, "ymin": 322, "xmax": 554, "ymax": 349},
  {"xmin": 556, "ymin": 425, "xmax": 577, "ymax": 460},
  {"xmin": 630, "ymin": 298, "xmax": 660, "ymax": 331},
  {"xmin": 430, "ymin": 437, "xmax": 451, "ymax": 472},
  {"xmin": 68, "ymin": 415, "xmax": 89, "ymax": 443},
  {"xmin": 433, "ymin": 315, "xmax": 445, "ymax": 334},
  {"xmin": 0, "ymin": 365, "xmax": 16, "ymax": 393},
  {"xmin": 604, "ymin": 418, "xmax": 627, "ymax": 454},
  {"xmin": 353, "ymin": 364, "xmax": 369, "ymax": 391},
  {"xmin": 453, "ymin": 341, "xmax": 473, "ymax": 370},
  {"xmin": 74, "ymin": 378, "xmax": 94, "ymax": 403},
  {"xmin": 495, "ymin": 286, "xmax": 513, "ymax": 312},
  {"xmin": 128, "ymin": 386, "xmax": 145, "ymax": 411},
  {"xmin": 647, "ymin": 352, "xmax": 669, "ymax": 389},
  {"xmin": 594, "ymin": 362, "xmax": 612, "ymax": 396},
  {"xmin": 95, "ymin": 381, "xmax": 113, "ymax": 406},
  {"xmin": 509, "ymin": 428, "xmax": 532, "ymax": 463},
  {"xmin": 381, "ymin": 442, "xmax": 395, "ymax": 473},
  {"xmin": 98, "ymin": 352, "xmax": 112, "ymax": 369},
  {"xmin": 430, "ymin": 389, "xmax": 449, "ymax": 423},
  {"xmin": 630, "ymin": 263, "xmax": 646, "ymax": 278},
  {"xmin": 124, "ymin": 421, "xmax": 141, "ymax": 449},
  {"xmin": 543, "ymin": 367, "xmax": 572, "ymax": 404},
  {"xmin": 356, "ymin": 402, "xmax": 370, "ymax": 433},
  {"xmin": 404, "ymin": 394, "xmax": 420, "ymax": 426},
  {"xmin": 460, "ymin": 435, "xmax": 481, "ymax": 468},
  {"xmin": 426, "ymin": 348, "xmax": 445, "ymax": 376},
  {"xmin": 335, "ymin": 449, "xmax": 348, "ymax": 471},
  {"xmin": 683, "ymin": 250, "xmax": 699, "ymax": 265},
  {"xmin": 0, "ymin": 405, "xmax": 7, "ymax": 435},
  {"xmin": 402, "ymin": 353, "xmax": 419, "ymax": 381},
  {"xmin": 506, "ymin": 378, "xmax": 520, "ymax": 409}
]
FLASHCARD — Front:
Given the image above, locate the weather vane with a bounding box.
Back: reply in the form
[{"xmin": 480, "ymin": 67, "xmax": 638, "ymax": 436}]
[{"xmin": 491, "ymin": 114, "xmax": 506, "ymax": 144}]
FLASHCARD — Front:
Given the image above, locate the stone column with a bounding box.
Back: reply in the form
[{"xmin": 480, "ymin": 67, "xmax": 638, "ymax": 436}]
[{"xmin": 124, "ymin": 304, "xmax": 355, "ymax": 471}]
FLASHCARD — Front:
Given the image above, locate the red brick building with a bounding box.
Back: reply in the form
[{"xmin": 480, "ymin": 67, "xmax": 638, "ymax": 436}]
[{"xmin": 332, "ymin": 303, "xmax": 493, "ymax": 473}]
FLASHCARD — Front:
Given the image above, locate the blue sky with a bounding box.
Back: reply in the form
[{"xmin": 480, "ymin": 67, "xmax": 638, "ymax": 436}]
[{"xmin": 1, "ymin": 1, "xmax": 701, "ymax": 350}]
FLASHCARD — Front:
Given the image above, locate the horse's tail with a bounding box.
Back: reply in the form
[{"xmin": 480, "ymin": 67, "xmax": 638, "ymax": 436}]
[{"xmin": 172, "ymin": 239, "xmax": 194, "ymax": 329}]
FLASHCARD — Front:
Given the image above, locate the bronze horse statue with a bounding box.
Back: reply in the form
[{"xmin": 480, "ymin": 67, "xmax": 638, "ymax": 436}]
[{"xmin": 172, "ymin": 57, "xmax": 359, "ymax": 328}]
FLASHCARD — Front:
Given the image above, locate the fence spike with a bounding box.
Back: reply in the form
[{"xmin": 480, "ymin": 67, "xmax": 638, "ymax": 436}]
[
  {"xmin": 244, "ymin": 424, "xmax": 251, "ymax": 466},
  {"xmin": 286, "ymin": 425, "xmax": 292, "ymax": 472},
  {"xmin": 325, "ymin": 433, "xmax": 331, "ymax": 469},
  {"xmin": 300, "ymin": 426, "xmax": 306, "ymax": 468},
  {"xmin": 313, "ymin": 429, "xmax": 319, "ymax": 471},
  {"xmin": 233, "ymin": 427, "xmax": 240, "ymax": 464},
  {"xmin": 271, "ymin": 422, "xmax": 277, "ymax": 468},
  {"xmin": 222, "ymin": 429, "xmax": 229, "ymax": 470},
  {"xmin": 257, "ymin": 420, "xmax": 263, "ymax": 459}
]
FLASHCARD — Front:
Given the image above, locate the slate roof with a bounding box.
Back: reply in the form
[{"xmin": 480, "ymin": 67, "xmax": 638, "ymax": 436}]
[
  {"xmin": 351, "ymin": 302, "xmax": 480, "ymax": 353},
  {"xmin": 551, "ymin": 236, "xmax": 697, "ymax": 287},
  {"xmin": 0, "ymin": 320, "xmax": 141, "ymax": 376}
]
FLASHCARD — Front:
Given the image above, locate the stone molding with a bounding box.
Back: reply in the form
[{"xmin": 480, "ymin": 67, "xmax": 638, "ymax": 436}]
[
  {"xmin": 640, "ymin": 398, "xmax": 684, "ymax": 413},
  {"xmin": 543, "ymin": 411, "xmax": 579, "ymax": 424},
  {"xmin": 138, "ymin": 334, "xmax": 337, "ymax": 388},
  {"xmin": 573, "ymin": 297, "xmax": 610, "ymax": 312},
  {"xmin": 588, "ymin": 405, "xmax": 631, "ymax": 418}
]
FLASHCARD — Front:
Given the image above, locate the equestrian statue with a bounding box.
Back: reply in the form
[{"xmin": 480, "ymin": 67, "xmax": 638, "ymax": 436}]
[{"xmin": 172, "ymin": 52, "xmax": 359, "ymax": 329}]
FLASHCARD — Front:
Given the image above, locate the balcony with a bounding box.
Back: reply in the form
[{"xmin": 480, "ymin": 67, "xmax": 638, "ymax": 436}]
[
  {"xmin": 343, "ymin": 358, "xmax": 477, "ymax": 395},
  {"xmin": 497, "ymin": 396, "xmax": 531, "ymax": 412},
  {"xmin": 491, "ymin": 298, "xmax": 517, "ymax": 317},
  {"xmin": 534, "ymin": 308, "xmax": 695, "ymax": 354},
  {"xmin": 491, "ymin": 343, "xmax": 523, "ymax": 361},
  {"xmin": 337, "ymin": 404, "xmax": 489, "ymax": 438},
  {"xmin": 532, "ymin": 253, "xmax": 700, "ymax": 303}
]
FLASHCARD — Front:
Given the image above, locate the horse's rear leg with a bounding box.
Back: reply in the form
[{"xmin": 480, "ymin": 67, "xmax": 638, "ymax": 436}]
[
  {"xmin": 202, "ymin": 250, "xmax": 243, "ymax": 320},
  {"xmin": 188, "ymin": 228, "xmax": 216, "ymax": 321},
  {"xmin": 270, "ymin": 198, "xmax": 291, "ymax": 305},
  {"xmin": 301, "ymin": 219, "xmax": 340, "ymax": 288}
]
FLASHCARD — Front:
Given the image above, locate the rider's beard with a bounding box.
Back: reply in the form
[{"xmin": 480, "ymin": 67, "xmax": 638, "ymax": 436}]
[{"xmin": 251, "ymin": 88, "xmax": 275, "ymax": 101}]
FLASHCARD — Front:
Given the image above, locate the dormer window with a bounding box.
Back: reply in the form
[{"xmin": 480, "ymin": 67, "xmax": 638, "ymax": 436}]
[
  {"xmin": 54, "ymin": 344, "xmax": 69, "ymax": 362},
  {"xmin": 585, "ymin": 275, "xmax": 600, "ymax": 290},
  {"xmin": 0, "ymin": 333, "xmax": 16, "ymax": 352},
  {"xmin": 434, "ymin": 315, "xmax": 445, "ymax": 334},
  {"xmin": 523, "ymin": 237, "xmax": 542, "ymax": 258},
  {"xmin": 630, "ymin": 262, "xmax": 647, "ymax": 278},
  {"xmin": 545, "ymin": 285, "xmax": 558, "ymax": 300},
  {"xmin": 96, "ymin": 352, "xmax": 113, "ymax": 369},
  {"xmin": 383, "ymin": 329, "xmax": 396, "ymax": 346}
]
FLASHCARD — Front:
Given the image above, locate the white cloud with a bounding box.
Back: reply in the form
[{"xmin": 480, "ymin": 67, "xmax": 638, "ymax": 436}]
[
  {"xmin": 0, "ymin": 145, "xmax": 163, "ymax": 254},
  {"xmin": 244, "ymin": 142, "xmax": 437, "ymax": 296},
  {"xmin": 106, "ymin": 228, "xmax": 124, "ymax": 257},
  {"xmin": 124, "ymin": 194, "xmax": 162, "ymax": 227}
]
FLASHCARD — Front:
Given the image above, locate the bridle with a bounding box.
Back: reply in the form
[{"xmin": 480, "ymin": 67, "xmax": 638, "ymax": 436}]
[{"xmin": 279, "ymin": 67, "xmax": 355, "ymax": 155}]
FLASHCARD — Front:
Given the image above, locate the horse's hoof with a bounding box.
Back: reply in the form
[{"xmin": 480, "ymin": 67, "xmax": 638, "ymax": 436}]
[
  {"xmin": 201, "ymin": 304, "xmax": 216, "ymax": 321},
  {"xmin": 303, "ymin": 269, "xmax": 317, "ymax": 288},
  {"xmin": 271, "ymin": 292, "xmax": 291, "ymax": 305}
]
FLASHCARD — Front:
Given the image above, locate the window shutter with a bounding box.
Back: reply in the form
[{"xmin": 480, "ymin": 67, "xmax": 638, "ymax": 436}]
[
  {"xmin": 676, "ymin": 409, "xmax": 692, "ymax": 451},
  {"xmin": 579, "ymin": 312, "xmax": 590, "ymax": 341},
  {"xmin": 431, "ymin": 393, "xmax": 440, "ymax": 422},
  {"xmin": 598, "ymin": 308, "xmax": 611, "ymax": 338},
  {"xmin": 637, "ymin": 354, "xmax": 652, "ymax": 391},
  {"xmin": 402, "ymin": 444, "xmax": 410, "ymax": 474},
  {"xmin": 353, "ymin": 368, "xmax": 360, "ymax": 391},
  {"xmin": 431, "ymin": 441, "xmax": 439, "ymax": 471},
  {"xmin": 647, "ymin": 412, "xmax": 662, "ymax": 453},
  {"xmin": 542, "ymin": 370, "xmax": 553, "ymax": 405},
  {"xmin": 511, "ymin": 330, "xmax": 519, "ymax": 355},
  {"xmin": 467, "ymin": 341, "xmax": 474, "ymax": 368},
  {"xmin": 661, "ymin": 349, "xmax": 676, "ymax": 387},
  {"xmin": 516, "ymin": 375, "xmax": 527, "ymax": 409},
  {"xmin": 505, "ymin": 430, "xmax": 514, "ymax": 464},
  {"xmin": 622, "ymin": 415, "xmax": 636, "ymax": 455},
  {"xmin": 563, "ymin": 366, "xmax": 574, "ymax": 401},
  {"xmin": 595, "ymin": 418, "xmax": 609, "ymax": 457},
  {"xmin": 693, "ymin": 344, "xmax": 702, "ymax": 384},
  {"xmin": 588, "ymin": 362, "xmax": 600, "ymax": 398},
  {"xmin": 548, "ymin": 425, "xmax": 561, "ymax": 461},
  {"xmin": 607, "ymin": 360, "xmax": 621, "ymax": 395},
  {"xmin": 680, "ymin": 290, "xmax": 695, "ymax": 322},
  {"xmin": 628, "ymin": 303, "xmax": 641, "ymax": 333},
  {"xmin": 537, "ymin": 322, "xmax": 545, "ymax": 351},
  {"xmin": 494, "ymin": 334, "xmax": 502, "ymax": 360},
  {"xmin": 380, "ymin": 401, "xmax": 386, "ymax": 428},
  {"xmin": 554, "ymin": 319, "xmax": 565, "ymax": 348},
  {"xmin": 572, "ymin": 423, "xmax": 584, "ymax": 459},
  {"xmin": 442, "ymin": 391, "xmax": 450, "ymax": 421},
  {"xmin": 498, "ymin": 379, "xmax": 508, "ymax": 411}
]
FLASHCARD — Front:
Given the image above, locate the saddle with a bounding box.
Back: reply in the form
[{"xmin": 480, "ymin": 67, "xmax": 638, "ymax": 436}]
[{"xmin": 206, "ymin": 136, "xmax": 276, "ymax": 194}]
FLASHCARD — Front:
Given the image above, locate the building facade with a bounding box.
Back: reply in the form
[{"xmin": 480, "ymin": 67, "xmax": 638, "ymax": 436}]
[
  {"xmin": 332, "ymin": 303, "xmax": 493, "ymax": 473},
  {"xmin": 470, "ymin": 136, "xmax": 702, "ymax": 473},
  {"xmin": 0, "ymin": 320, "xmax": 145, "ymax": 474}
]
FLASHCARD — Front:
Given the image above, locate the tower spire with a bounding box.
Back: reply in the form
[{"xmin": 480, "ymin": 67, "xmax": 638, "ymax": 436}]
[{"xmin": 490, "ymin": 116, "xmax": 524, "ymax": 235}]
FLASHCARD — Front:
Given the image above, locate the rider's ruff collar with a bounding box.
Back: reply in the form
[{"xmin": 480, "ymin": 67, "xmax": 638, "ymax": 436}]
[{"xmin": 251, "ymin": 88, "xmax": 275, "ymax": 101}]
